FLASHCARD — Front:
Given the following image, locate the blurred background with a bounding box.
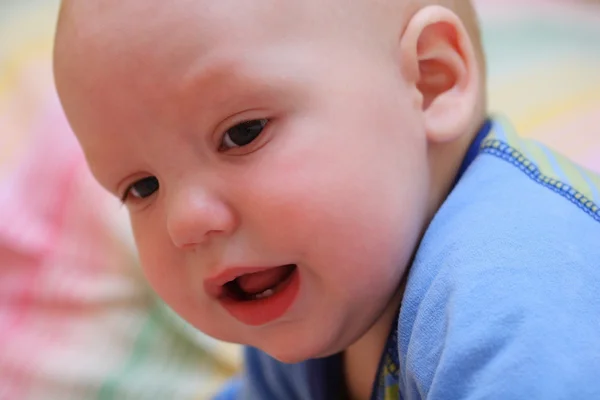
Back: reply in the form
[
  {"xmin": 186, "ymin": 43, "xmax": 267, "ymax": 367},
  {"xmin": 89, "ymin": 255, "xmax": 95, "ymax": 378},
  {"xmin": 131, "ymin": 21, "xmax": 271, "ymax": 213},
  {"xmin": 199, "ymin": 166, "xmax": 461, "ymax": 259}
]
[{"xmin": 1, "ymin": 0, "xmax": 599, "ymax": 399}]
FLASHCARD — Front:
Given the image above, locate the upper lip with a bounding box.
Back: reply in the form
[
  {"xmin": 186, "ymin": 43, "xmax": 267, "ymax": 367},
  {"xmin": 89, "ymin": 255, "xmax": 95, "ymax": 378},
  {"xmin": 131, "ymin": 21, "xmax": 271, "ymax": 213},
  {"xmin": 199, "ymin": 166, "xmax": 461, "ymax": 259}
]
[{"xmin": 203, "ymin": 266, "xmax": 280, "ymax": 299}]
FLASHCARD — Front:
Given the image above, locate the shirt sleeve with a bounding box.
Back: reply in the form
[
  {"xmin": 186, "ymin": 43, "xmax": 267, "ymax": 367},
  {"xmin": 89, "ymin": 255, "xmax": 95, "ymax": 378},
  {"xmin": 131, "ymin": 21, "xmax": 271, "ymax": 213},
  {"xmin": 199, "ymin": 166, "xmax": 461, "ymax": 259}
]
[
  {"xmin": 212, "ymin": 346, "xmax": 340, "ymax": 400},
  {"xmin": 212, "ymin": 347, "xmax": 288, "ymax": 400},
  {"xmin": 397, "ymin": 148, "xmax": 600, "ymax": 400},
  {"xmin": 398, "ymin": 219, "xmax": 600, "ymax": 399},
  {"xmin": 212, "ymin": 378, "xmax": 243, "ymax": 400}
]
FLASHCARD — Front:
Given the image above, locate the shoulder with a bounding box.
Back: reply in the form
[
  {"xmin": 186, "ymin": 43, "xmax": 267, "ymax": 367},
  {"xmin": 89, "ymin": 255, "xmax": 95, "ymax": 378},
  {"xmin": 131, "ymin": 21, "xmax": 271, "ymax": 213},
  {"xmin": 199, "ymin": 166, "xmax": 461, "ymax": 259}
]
[
  {"xmin": 478, "ymin": 116, "xmax": 600, "ymax": 223},
  {"xmin": 235, "ymin": 347, "xmax": 305, "ymax": 400},
  {"xmin": 426, "ymin": 117, "xmax": 600, "ymax": 271},
  {"xmin": 226, "ymin": 347, "xmax": 339, "ymax": 400},
  {"xmin": 397, "ymin": 118, "xmax": 600, "ymax": 399},
  {"xmin": 407, "ymin": 118, "xmax": 600, "ymax": 308}
]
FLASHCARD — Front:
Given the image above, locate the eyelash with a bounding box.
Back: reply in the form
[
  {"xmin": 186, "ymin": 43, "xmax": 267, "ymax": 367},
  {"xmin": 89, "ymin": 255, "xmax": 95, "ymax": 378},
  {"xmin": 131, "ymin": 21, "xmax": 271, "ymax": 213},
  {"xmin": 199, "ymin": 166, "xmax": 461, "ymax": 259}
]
[
  {"xmin": 120, "ymin": 119, "xmax": 270, "ymax": 204},
  {"xmin": 120, "ymin": 176, "xmax": 159, "ymax": 204},
  {"xmin": 219, "ymin": 118, "xmax": 269, "ymax": 151}
]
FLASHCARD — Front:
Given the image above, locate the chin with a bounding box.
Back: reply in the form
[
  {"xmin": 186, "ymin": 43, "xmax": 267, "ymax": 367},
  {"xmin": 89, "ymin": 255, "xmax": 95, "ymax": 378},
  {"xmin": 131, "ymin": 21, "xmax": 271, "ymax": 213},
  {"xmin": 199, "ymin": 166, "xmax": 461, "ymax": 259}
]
[
  {"xmin": 265, "ymin": 347, "xmax": 333, "ymax": 364},
  {"xmin": 255, "ymin": 330, "xmax": 345, "ymax": 364},
  {"xmin": 267, "ymin": 349, "xmax": 309, "ymax": 364},
  {"xmin": 257, "ymin": 341, "xmax": 315, "ymax": 364}
]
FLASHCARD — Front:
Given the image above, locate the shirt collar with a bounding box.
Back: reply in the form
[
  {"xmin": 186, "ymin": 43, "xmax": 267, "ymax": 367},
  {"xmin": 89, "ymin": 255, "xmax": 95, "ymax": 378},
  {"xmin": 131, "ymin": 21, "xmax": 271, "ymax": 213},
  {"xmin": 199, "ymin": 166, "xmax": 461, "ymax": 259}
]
[{"xmin": 455, "ymin": 118, "xmax": 493, "ymax": 183}]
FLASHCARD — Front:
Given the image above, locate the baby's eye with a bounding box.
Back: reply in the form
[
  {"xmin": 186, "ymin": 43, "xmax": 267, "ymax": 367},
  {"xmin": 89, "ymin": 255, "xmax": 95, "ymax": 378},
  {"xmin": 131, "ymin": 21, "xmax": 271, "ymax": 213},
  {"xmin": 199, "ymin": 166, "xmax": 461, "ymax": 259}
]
[
  {"xmin": 122, "ymin": 176, "xmax": 159, "ymax": 202},
  {"xmin": 220, "ymin": 119, "xmax": 268, "ymax": 150}
]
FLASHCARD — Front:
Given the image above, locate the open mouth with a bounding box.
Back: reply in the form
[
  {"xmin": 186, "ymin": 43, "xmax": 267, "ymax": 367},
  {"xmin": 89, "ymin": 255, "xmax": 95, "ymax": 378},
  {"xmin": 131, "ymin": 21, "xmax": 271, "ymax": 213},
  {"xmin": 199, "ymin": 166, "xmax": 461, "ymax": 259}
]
[
  {"xmin": 222, "ymin": 264, "xmax": 297, "ymax": 302},
  {"xmin": 206, "ymin": 264, "xmax": 301, "ymax": 326}
]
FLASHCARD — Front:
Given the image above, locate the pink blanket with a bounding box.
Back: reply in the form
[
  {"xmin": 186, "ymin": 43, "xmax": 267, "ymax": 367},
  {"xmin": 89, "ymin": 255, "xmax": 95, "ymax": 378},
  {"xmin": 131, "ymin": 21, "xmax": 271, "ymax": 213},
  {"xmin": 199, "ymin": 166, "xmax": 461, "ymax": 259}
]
[{"xmin": 1, "ymin": 1, "xmax": 599, "ymax": 398}]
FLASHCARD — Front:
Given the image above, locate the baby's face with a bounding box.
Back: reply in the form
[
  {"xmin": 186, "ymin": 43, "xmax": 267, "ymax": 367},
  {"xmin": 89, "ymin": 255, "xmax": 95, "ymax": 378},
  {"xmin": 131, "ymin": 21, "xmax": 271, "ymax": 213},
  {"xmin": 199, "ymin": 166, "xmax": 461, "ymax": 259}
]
[{"xmin": 56, "ymin": 0, "xmax": 432, "ymax": 361}]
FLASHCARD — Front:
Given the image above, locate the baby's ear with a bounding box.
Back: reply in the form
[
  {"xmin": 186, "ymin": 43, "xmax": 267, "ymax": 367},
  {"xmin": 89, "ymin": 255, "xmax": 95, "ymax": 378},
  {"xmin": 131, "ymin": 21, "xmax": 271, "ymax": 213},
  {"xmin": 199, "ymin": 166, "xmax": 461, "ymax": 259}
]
[{"xmin": 399, "ymin": 6, "xmax": 481, "ymax": 143}]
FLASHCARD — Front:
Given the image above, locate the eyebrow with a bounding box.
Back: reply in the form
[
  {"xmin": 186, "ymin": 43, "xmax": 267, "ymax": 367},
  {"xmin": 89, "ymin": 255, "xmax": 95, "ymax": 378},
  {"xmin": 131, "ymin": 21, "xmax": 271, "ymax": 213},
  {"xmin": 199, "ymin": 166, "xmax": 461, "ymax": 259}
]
[
  {"xmin": 175, "ymin": 54, "xmax": 301, "ymax": 117},
  {"xmin": 177, "ymin": 56, "xmax": 256, "ymax": 101}
]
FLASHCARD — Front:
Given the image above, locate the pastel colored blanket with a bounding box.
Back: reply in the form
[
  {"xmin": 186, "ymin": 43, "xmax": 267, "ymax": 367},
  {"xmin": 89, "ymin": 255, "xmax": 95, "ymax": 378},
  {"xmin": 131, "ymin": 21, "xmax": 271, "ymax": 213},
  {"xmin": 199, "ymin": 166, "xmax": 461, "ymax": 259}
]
[{"xmin": 0, "ymin": 1, "xmax": 598, "ymax": 399}]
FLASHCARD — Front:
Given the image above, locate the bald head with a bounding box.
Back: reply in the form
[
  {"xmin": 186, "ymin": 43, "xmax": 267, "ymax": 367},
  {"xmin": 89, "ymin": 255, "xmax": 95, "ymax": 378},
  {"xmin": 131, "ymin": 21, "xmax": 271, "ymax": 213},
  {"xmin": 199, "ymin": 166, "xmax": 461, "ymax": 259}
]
[
  {"xmin": 54, "ymin": 0, "xmax": 486, "ymax": 124},
  {"xmin": 54, "ymin": 0, "xmax": 402, "ymax": 99},
  {"xmin": 55, "ymin": 0, "xmax": 484, "ymax": 71},
  {"xmin": 52, "ymin": 0, "xmax": 487, "ymax": 365}
]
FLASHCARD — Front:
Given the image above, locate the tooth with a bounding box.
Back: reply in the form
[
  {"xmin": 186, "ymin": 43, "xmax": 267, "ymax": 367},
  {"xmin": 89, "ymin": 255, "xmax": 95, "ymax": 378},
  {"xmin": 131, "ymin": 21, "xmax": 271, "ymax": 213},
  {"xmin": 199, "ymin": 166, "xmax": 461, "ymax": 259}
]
[{"xmin": 253, "ymin": 289, "xmax": 274, "ymax": 300}]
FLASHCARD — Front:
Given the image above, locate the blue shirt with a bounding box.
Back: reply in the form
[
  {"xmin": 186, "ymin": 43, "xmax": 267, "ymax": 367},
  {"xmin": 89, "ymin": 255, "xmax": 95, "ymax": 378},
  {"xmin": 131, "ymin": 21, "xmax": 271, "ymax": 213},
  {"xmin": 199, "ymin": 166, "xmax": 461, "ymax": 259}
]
[{"xmin": 216, "ymin": 117, "xmax": 600, "ymax": 400}]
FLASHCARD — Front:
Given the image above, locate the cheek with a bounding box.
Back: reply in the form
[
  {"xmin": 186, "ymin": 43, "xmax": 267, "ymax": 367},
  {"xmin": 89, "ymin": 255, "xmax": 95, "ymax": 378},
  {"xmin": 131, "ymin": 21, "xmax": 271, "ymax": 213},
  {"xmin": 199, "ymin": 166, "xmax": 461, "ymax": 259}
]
[
  {"xmin": 131, "ymin": 218, "xmax": 181, "ymax": 294},
  {"xmin": 227, "ymin": 117, "xmax": 429, "ymax": 355},
  {"xmin": 131, "ymin": 218, "xmax": 237, "ymax": 339},
  {"xmin": 234, "ymin": 107, "xmax": 429, "ymax": 292},
  {"xmin": 130, "ymin": 215, "xmax": 192, "ymax": 304}
]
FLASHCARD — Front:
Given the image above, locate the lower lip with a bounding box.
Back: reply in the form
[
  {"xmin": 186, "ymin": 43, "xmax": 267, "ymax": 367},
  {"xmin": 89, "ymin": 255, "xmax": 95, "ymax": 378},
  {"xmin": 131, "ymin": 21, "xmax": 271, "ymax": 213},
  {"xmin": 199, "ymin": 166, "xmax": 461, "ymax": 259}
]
[{"xmin": 219, "ymin": 269, "xmax": 300, "ymax": 326}]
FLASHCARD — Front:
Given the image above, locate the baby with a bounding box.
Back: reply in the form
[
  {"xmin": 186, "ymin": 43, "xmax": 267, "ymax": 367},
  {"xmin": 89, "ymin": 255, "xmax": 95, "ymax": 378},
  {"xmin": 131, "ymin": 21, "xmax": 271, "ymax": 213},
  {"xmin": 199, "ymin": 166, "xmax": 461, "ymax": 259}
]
[{"xmin": 53, "ymin": 0, "xmax": 600, "ymax": 399}]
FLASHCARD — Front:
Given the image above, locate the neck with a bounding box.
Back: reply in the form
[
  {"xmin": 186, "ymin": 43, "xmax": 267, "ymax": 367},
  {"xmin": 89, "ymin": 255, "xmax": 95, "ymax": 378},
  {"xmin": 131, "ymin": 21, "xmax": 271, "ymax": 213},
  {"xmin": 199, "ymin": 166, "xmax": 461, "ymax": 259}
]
[
  {"xmin": 343, "ymin": 281, "xmax": 404, "ymax": 400},
  {"xmin": 427, "ymin": 117, "xmax": 486, "ymax": 220},
  {"xmin": 342, "ymin": 117, "xmax": 486, "ymax": 400}
]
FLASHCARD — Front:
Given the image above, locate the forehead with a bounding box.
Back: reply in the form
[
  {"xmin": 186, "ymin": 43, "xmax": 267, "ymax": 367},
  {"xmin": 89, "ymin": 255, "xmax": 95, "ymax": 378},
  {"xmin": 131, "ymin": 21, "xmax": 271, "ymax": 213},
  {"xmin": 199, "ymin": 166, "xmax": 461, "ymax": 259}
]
[
  {"xmin": 55, "ymin": 0, "xmax": 395, "ymax": 124},
  {"xmin": 57, "ymin": 1, "xmax": 293, "ymax": 76},
  {"xmin": 54, "ymin": 0, "xmax": 398, "ymax": 179},
  {"xmin": 55, "ymin": 0, "xmax": 390, "ymax": 110},
  {"xmin": 58, "ymin": 0, "xmax": 379, "ymax": 57}
]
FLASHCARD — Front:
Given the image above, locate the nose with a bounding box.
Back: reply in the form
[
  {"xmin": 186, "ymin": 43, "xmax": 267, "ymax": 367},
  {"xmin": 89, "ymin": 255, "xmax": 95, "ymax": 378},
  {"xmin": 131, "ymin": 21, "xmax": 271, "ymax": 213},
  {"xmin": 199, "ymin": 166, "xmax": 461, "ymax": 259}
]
[{"xmin": 166, "ymin": 187, "xmax": 237, "ymax": 249}]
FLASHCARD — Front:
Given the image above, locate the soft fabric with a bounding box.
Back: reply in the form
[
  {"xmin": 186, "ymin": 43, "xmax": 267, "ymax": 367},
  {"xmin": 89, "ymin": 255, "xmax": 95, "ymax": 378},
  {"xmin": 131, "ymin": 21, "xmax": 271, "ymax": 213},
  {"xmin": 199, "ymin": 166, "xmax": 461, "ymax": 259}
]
[
  {"xmin": 0, "ymin": 3, "xmax": 239, "ymax": 400},
  {"xmin": 479, "ymin": 0, "xmax": 600, "ymax": 173},
  {"xmin": 1, "ymin": 1, "xmax": 599, "ymax": 399},
  {"xmin": 216, "ymin": 117, "xmax": 600, "ymax": 399},
  {"xmin": 398, "ymin": 118, "xmax": 600, "ymax": 399}
]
